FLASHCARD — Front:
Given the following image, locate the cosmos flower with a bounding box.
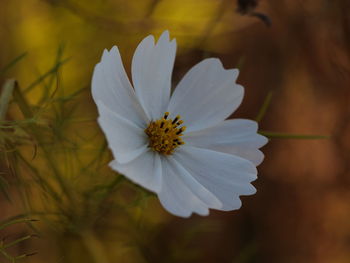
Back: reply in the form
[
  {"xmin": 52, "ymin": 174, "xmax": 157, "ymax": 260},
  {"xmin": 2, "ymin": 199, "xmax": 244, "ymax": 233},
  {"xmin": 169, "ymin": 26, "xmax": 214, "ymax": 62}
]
[{"xmin": 92, "ymin": 31, "xmax": 267, "ymax": 217}]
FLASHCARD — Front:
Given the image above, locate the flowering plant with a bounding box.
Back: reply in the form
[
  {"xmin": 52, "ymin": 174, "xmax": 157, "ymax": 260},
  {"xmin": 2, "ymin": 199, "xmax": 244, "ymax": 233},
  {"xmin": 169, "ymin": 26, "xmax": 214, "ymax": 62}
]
[{"xmin": 92, "ymin": 31, "xmax": 267, "ymax": 217}]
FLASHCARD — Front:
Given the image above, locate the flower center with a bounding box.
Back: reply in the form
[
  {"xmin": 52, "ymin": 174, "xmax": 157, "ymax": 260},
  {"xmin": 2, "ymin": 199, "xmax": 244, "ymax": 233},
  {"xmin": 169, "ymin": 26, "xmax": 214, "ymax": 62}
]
[{"xmin": 145, "ymin": 112, "xmax": 186, "ymax": 155}]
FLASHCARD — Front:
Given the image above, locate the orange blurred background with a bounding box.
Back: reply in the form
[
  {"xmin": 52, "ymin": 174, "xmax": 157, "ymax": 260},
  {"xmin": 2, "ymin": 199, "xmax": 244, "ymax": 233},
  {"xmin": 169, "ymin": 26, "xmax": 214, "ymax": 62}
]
[{"xmin": 0, "ymin": 0, "xmax": 350, "ymax": 262}]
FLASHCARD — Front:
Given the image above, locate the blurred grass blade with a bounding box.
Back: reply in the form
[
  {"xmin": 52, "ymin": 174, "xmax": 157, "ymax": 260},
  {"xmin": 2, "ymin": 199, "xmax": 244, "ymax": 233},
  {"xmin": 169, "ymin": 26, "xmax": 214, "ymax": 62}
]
[
  {"xmin": 15, "ymin": 251, "xmax": 38, "ymax": 260},
  {"xmin": 39, "ymin": 44, "xmax": 66, "ymax": 104},
  {"xmin": 12, "ymin": 83, "xmax": 33, "ymax": 119},
  {"xmin": 256, "ymin": 91, "xmax": 273, "ymax": 122},
  {"xmin": 0, "ymin": 249, "xmax": 13, "ymax": 262},
  {"xmin": 0, "ymin": 216, "xmax": 37, "ymax": 262},
  {"xmin": 3, "ymin": 235, "xmax": 33, "ymax": 249},
  {"xmin": 259, "ymin": 131, "xmax": 329, "ymax": 139},
  {"xmin": 93, "ymin": 175, "xmax": 124, "ymax": 205},
  {"xmin": 0, "ymin": 52, "xmax": 27, "ymax": 75},
  {"xmin": 0, "ymin": 217, "xmax": 36, "ymax": 231},
  {"xmin": 13, "ymin": 82, "xmax": 74, "ymax": 203},
  {"xmin": 24, "ymin": 57, "xmax": 70, "ymax": 94},
  {"xmin": 15, "ymin": 151, "xmax": 62, "ymax": 203},
  {"xmin": 1, "ymin": 79, "xmax": 19, "ymax": 203},
  {"xmin": 0, "ymin": 79, "xmax": 16, "ymax": 121},
  {"xmin": 0, "ymin": 175, "xmax": 11, "ymax": 202},
  {"xmin": 236, "ymin": 56, "xmax": 246, "ymax": 70}
]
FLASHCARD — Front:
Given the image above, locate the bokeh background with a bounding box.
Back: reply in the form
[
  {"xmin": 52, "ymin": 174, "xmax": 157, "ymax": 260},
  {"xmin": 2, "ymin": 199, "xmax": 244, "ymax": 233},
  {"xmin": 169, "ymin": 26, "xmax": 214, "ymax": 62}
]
[{"xmin": 0, "ymin": 0, "xmax": 350, "ymax": 262}]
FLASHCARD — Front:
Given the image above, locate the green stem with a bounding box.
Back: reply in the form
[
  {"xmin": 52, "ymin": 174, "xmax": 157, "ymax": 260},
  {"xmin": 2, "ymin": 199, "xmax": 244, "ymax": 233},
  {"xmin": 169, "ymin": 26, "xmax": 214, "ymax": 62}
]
[
  {"xmin": 3, "ymin": 235, "xmax": 32, "ymax": 249},
  {"xmin": 0, "ymin": 79, "xmax": 16, "ymax": 121},
  {"xmin": 0, "ymin": 52, "xmax": 27, "ymax": 75},
  {"xmin": 13, "ymin": 83, "xmax": 75, "ymax": 203},
  {"xmin": 255, "ymin": 91, "xmax": 273, "ymax": 122},
  {"xmin": 0, "ymin": 218, "xmax": 35, "ymax": 231}
]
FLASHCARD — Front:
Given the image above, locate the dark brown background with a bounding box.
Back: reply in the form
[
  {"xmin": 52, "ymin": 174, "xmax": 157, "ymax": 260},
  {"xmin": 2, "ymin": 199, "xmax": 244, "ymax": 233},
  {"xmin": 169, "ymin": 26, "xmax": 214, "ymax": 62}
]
[{"xmin": 0, "ymin": 0, "xmax": 349, "ymax": 262}]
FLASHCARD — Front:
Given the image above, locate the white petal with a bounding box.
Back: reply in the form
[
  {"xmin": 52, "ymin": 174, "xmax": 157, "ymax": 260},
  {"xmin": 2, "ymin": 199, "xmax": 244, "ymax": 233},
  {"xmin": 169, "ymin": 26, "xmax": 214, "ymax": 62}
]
[
  {"xmin": 213, "ymin": 147, "xmax": 265, "ymax": 166},
  {"xmin": 92, "ymin": 46, "xmax": 148, "ymax": 128},
  {"xmin": 97, "ymin": 102, "xmax": 148, "ymax": 164},
  {"xmin": 109, "ymin": 150, "xmax": 162, "ymax": 193},
  {"xmin": 158, "ymin": 157, "xmax": 210, "ymax": 217},
  {"xmin": 184, "ymin": 119, "xmax": 268, "ymax": 165},
  {"xmin": 132, "ymin": 31, "xmax": 176, "ymax": 120},
  {"xmin": 168, "ymin": 157, "xmax": 222, "ymax": 209},
  {"xmin": 167, "ymin": 58, "xmax": 243, "ymax": 132},
  {"xmin": 174, "ymin": 146, "xmax": 257, "ymax": 211}
]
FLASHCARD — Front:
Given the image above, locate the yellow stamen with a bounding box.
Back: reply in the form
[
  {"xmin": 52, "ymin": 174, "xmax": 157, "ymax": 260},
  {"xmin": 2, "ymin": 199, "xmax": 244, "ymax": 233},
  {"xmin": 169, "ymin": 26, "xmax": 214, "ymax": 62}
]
[{"xmin": 145, "ymin": 112, "xmax": 186, "ymax": 155}]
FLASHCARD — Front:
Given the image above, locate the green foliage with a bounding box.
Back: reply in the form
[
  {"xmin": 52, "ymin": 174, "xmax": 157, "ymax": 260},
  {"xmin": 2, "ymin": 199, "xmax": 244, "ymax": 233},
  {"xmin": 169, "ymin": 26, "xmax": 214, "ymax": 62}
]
[
  {"xmin": 0, "ymin": 175, "xmax": 10, "ymax": 201},
  {"xmin": 0, "ymin": 216, "xmax": 37, "ymax": 262},
  {"xmin": 0, "ymin": 53, "xmax": 27, "ymax": 75},
  {"xmin": 255, "ymin": 90, "xmax": 273, "ymax": 123},
  {"xmin": 0, "ymin": 49, "xmax": 330, "ymax": 263},
  {"xmin": 0, "ymin": 49, "xmax": 155, "ymax": 262}
]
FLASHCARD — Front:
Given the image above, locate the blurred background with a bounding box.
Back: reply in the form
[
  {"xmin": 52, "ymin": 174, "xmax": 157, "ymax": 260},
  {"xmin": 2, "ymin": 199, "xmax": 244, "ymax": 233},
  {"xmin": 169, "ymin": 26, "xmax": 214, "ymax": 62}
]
[{"xmin": 0, "ymin": 0, "xmax": 349, "ymax": 262}]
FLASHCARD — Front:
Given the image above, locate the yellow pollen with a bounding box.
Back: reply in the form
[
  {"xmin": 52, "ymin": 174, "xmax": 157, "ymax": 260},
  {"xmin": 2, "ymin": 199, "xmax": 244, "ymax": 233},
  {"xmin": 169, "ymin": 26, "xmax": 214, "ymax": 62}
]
[{"xmin": 145, "ymin": 112, "xmax": 186, "ymax": 155}]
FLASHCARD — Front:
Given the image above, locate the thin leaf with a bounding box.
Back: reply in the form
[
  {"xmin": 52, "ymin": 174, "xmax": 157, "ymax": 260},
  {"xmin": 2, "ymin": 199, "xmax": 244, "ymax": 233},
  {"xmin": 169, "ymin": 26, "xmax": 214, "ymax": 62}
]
[
  {"xmin": 0, "ymin": 248, "xmax": 14, "ymax": 261},
  {"xmin": 256, "ymin": 91, "xmax": 273, "ymax": 122},
  {"xmin": 24, "ymin": 57, "xmax": 70, "ymax": 94},
  {"xmin": 0, "ymin": 52, "xmax": 27, "ymax": 75},
  {"xmin": 3, "ymin": 235, "xmax": 34, "ymax": 249},
  {"xmin": 0, "ymin": 217, "xmax": 36, "ymax": 231},
  {"xmin": 0, "ymin": 79, "xmax": 16, "ymax": 121},
  {"xmin": 39, "ymin": 44, "xmax": 66, "ymax": 104},
  {"xmin": 15, "ymin": 251, "xmax": 38, "ymax": 260},
  {"xmin": 0, "ymin": 175, "xmax": 11, "ymax": 202},
  {"xmin": 13, "ymin": 84, "xmax": 75, "ymax": 203},
  {"xmin": 236, "ymin": 56, "xmax": 246, "ymax": 70},
  {"xmin": 12, "ymin": 83, "xmax": 34, "ymax": 119}
]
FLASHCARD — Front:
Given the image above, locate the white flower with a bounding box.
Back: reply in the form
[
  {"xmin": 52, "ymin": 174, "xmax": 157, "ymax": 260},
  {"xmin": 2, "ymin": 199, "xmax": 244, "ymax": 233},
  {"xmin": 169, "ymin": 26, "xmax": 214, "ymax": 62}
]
[{"xmin": 92, "ymin": 31, "xmax": 268, "ymax": 217}]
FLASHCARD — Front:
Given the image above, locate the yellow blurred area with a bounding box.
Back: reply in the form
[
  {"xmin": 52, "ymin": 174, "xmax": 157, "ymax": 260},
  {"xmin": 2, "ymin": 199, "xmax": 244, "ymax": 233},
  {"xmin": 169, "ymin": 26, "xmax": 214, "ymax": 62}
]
[
  {"xmin": 4, "ymin": 0, "xmax": 251, "ymax": 98},
  {"xmin": 1, "ymin": 0, "xmax": 350, "ymax": 262}
]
